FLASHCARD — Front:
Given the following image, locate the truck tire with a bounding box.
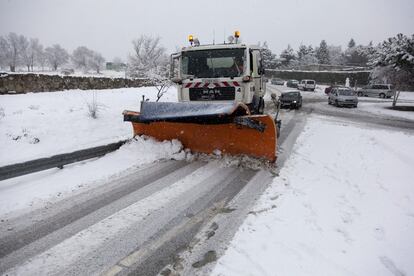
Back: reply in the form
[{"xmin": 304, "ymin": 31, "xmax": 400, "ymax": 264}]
[{"xmin": 357, "ymin": 92, "xmax": 363, "ymax": 97}]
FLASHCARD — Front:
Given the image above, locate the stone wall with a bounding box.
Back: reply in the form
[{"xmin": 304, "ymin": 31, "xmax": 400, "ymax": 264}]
[
  {"xmin": 266, "ymin": 70, "xmax": 371, "ymax": 86},
  {"xmin": 0, "ymin": 73, "xmax": 152, "ymax": 94}
]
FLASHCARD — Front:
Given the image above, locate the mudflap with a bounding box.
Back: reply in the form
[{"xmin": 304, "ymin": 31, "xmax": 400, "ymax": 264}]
[{"xmin": 123, "ymin": 102, "xmax": 277, "ymax": 162}]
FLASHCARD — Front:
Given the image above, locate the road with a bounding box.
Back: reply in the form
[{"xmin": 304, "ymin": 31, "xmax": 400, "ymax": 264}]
[{"xmin": 1, "ymin": 85, "xmax": 413, "ymax": 276}]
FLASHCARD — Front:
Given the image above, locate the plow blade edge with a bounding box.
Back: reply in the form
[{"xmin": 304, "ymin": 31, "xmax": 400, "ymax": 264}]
[{"xmin": 123, "ymin": 102, "xmax": 277, "ymax": 162}]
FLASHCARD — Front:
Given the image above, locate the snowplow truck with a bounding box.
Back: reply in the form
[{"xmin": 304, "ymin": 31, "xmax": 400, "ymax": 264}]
[{"xmin": 123, "ymin": 32, "xmax": 277, "ymax": 162}]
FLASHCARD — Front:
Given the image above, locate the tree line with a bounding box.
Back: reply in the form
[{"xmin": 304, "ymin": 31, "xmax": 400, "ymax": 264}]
[
  {"xmin": 262, "ymin": 33, "xmax": 413, "ymax": 90},
  {"xmin": 0, "ymin": 32, "xmax": 107, "ymax": 73}
]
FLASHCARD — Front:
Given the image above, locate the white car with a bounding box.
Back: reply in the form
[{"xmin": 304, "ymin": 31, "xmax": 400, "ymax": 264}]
[{"xmin": 298, "ymin": 79, "xmax": 316, "ymax": 91}]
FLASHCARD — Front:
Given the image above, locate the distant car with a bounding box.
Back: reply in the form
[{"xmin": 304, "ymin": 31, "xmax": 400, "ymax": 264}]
[
  {"xmin": 298, "ymin": 79, "xmax": 316, "ymax": 91},
  {"xmin": 286, "ymin": 79, "xmax": 299, "ymax": 88},
  {"xmin": 325, "ymin": 85, "xmax": 340, "ymax": 95},
  {"xmin": 271, "ymin": 78, "xmax": 285, "ymax": 85},
  {"xmin": 357, "ymin": 84, "xmax": 394, "ymax": 98},
  {"xmin": 60, "ymin": 68, "xmax": 75, "ymax": 76},
  {"xmin": 328, "ymin": 87, "xmax": 358, "ymax": 107},
  {"xmin": 280, "ymin": 91, "xmax": 302, "ymax": 109}
]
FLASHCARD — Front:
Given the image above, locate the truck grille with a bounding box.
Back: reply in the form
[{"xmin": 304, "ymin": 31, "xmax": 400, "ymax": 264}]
[{"xmin": 189, "ymin": 87, "xmax": 235, "ymax": 101}]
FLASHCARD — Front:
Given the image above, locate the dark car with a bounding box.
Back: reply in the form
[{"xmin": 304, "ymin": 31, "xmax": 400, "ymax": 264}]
[
  {"xmin": 325, "ymin": 85, "xmax": 340, "ymax": 95},
  {"xmin": 286, "ymin": 79, "xmax": 299, "ymax": 88},
  {"xmin": 280, "ymin": 91, "xmax": 302, "ymax": 109}
]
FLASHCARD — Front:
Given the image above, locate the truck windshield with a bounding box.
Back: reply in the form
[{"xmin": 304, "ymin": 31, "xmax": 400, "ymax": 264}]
[{"xmin": 181, "ymin": 48, "xmax": 245, "ymax": 78}]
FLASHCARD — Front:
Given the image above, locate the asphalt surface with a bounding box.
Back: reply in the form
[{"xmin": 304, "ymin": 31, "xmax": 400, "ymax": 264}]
[{"xmin": 1, "ymin": 86, "xmax": 413, "ymax": 276}]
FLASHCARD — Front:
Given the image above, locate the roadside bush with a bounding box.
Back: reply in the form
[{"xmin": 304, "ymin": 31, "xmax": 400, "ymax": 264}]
[
  {"xmin": 86, "ymin": 92, "xmax": 103, "ymax": 119},
  {"xmin": 0, "ymin": 107, "xmax": 4, "ymax": 120}
]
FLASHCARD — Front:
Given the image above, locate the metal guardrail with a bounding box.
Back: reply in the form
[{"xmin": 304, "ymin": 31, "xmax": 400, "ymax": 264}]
[{"xmin": 0, "ymin": 140, "xmax": 127, "ymax": 181}]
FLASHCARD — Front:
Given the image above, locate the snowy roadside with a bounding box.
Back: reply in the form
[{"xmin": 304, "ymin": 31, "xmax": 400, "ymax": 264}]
[
  {"xmin": 0, "ymin": 137, "xmax": 186, "ymax": 219},
  {"xmin": 212, "ymin": 115, "xmax": 414, "ymax": 276},
  {"xmin": 0, "ymin": 86, "xmax": 178, "ymax": 166}
]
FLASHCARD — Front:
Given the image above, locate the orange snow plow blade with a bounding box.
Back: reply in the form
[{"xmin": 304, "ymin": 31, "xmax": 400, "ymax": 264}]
[{"xmin": 123, "ymin": 102, "xmax": 277, "ymax": 162}]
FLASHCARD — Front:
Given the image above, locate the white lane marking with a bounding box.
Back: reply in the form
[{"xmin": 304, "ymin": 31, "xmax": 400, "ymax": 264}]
[{"xmin": 5, "ymin": 162, "xmax": 222, "ymax": 276}]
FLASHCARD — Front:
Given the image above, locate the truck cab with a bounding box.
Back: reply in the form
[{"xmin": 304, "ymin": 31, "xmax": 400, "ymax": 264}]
[{"xmin": 170, "ymin": 35, "xmax": 266, "ymax": 114}]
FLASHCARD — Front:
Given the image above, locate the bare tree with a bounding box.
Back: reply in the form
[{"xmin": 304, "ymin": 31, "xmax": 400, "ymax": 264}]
[
  {"xmin": 19, "ymin": 35, "xmax": 31, "ymax": 71},
  {"xmin": 29, "ymin": 38, "xmax": 43, "ymax": 71},
  {"xmin": 128, "ymin": 35, "xmax": 170, "ymax": 101},
  {"xmin": 45, "ymin": 44, "xmax": 69, "ymax": 71},
  {"xmin": 71, "ymin": 46, "xmax": 93, "ymax": 72},
  {"xmin": 88, "ymin": 52, "xmax": 105, "ymax": 73},
  {"xmin": 72, "ymin": 46, "xmax": 105, "ymax": 73},
  {"xmin": 0, "ymin": 33, "xmax": 21, "ymax": 72},
  {"xmin": 36, "ymin": 48, "xmax": 47, "ymax": 71}
]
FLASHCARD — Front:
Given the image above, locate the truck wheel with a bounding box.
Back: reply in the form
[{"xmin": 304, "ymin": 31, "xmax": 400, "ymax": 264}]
[
  {"xmin": 380, "ymin": 93, "xmax": 386, "ymax": 98},
  {"xmin": 357, "ymin": 92, "xmax": 363, "ymax": 97}
]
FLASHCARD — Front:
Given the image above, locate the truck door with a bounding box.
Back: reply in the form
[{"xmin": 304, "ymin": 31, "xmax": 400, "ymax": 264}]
[{"xmin": 250, "ymin": 49, "xmax": 264, "ymax": 97}]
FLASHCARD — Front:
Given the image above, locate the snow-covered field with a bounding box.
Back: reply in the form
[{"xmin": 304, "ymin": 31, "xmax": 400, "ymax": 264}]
[
  {"xmin": 213, "ymin": 116, "xmax": 414, "ymax": 276},
  {"xmin": 0, "ymin": 87, "xmax": 177, "ymax": 166}
]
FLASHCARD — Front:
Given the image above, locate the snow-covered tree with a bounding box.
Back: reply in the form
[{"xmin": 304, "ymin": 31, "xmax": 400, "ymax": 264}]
[
  {"xmin": 36, "ymin": 48, "xmax": 47, "ymax": 71},
  {"xmin": 348, "ymin": 38, "xmax": 356, "ymax": 49},
  {"xmin": 328, "ymin": 45, "xmax": 345, "ymax": 65},
  {"xmin": 0, "ymin": 33, "xmax": 21, "ymax": 72},
  {"xmin": 369, "ymin": 33, "xmax": 414, "ymax": 107},
  {"xmin": 316, "ymin": 40, "xmax": 330, "ymax": 64},
  {"xmin": 72, "ymin": 46, "xmax": 93, "ymax": 72},
  {"xmin": 344, "ymin": 45, "xmax": 369, "ymax": 66},
  {"xmin": 297, "ymin": 44, "xmax": 309, "ymax": 60},
  {"xmin": 20, "ymin": 37, "xmax": 43, "ymax": 71},
  {"xmin": 18, "ymin": 35, "xmax": 31, "ymax": 71},
  {"xmin": 88, "ymin": 52, "xmax": 105, "ymax": 73},
  {"xmin": 28, "ymin": 39, "xmax": 43, "ymax": 71},
  {"xmin": 45, "ymin": 44, "xmax": 69, "ymax": 71},
  {"xmin": 128, "ymin": 35, "xmax": 170, "ymax": 101},
  {"xmin": 279, "ymin": 44, "xmax": 296, "ymax": 66},
  {"xmin": 260, "ymin": 41, "xmax": 278, "ymax": 69},
  {"xmin": 71, "ymin": 46, "xmax": 106, "ymax": 73}
]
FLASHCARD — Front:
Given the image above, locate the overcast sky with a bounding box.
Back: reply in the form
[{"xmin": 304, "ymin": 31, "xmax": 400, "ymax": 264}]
[{"xmin": 1, "ymin": 0, "xmax": 413, "ymax": 61}]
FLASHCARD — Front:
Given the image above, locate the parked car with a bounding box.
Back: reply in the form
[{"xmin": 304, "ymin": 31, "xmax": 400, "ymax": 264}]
[
  {"xmin": 61, "ymin": 68, "xmax": 75, "ymax": 75},
  {"xmin": 357, "ymin": 84, "xmax": 394, "ymax": 98},
  {"xmin": 271, "ymin": 78, "xmax": 285, "ymax": 85},
  {"xmin": 286, "ymin": 79, "xmax": 299, "ymax": 88},
  {"xmin": 280, "ymin": 91, "xmax": 302, "ymax": 109},
  {"xmin": 328, "ymin": 87, "xmax": 358, "ymax": 107},
  {"xmin": 298, "ymin": 79, "xmax": 316, "ymax": 91},
  {"xmin": 325, "ymin": 85, "xmax": 340, "ymax": 95}
]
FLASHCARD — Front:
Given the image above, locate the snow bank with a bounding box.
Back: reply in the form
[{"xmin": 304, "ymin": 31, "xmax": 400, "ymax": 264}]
[
  {"xmin": 0, "ymin": 136, "xmax": 185, "ymax": 218},
  {"xmin": 213, "ymin": 116, "xmax": 414, "ymax": 276},
  {"xmin": 0, "ymin": 86, "xmax": 177, "ymax": 166}
]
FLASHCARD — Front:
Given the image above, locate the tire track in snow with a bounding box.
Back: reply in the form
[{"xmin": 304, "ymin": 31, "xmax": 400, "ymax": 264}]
[{"xmin": 3, "ymin": 161, "xmax": 229, "ymax": 276}]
